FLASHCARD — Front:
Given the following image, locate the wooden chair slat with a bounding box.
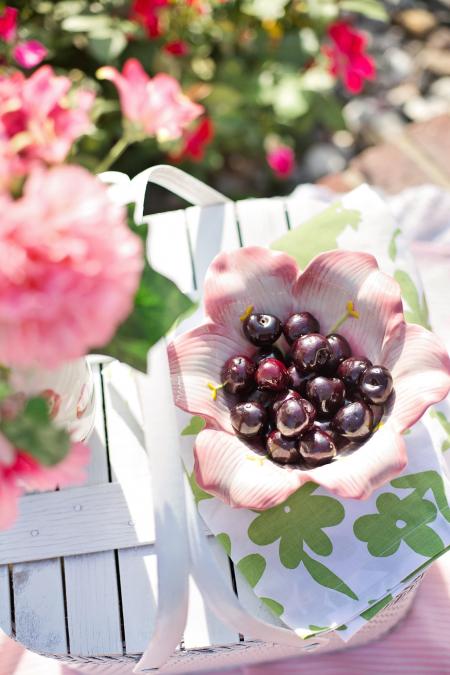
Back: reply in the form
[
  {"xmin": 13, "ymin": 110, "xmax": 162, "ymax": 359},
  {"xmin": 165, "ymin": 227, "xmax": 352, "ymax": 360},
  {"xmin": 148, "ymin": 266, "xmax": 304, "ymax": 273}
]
[
  {"xmin": 236, "ymin": 198, "xmax": 289, "ymax": 246},
  {"xmin": 13, "ymin": 558, "xmax": 67, "ymax": 654},
  {"xmin": 145, "ymin": 209, "xmax": 193, "ymax": 294},
  {"xmin": 63, "ymin": 365, "xmax": 123, "ymax": 656},
  {"xmin": 0, "ymin": 565, "xmax": 11, "ymax": 636}
]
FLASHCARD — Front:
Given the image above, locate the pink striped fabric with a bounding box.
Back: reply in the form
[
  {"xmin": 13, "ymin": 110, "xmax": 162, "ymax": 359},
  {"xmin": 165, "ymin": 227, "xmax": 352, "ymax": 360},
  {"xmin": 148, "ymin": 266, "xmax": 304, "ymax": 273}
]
[{"xmin": 0, "ymin": 551, "xmax": 449, "ymax": 675}]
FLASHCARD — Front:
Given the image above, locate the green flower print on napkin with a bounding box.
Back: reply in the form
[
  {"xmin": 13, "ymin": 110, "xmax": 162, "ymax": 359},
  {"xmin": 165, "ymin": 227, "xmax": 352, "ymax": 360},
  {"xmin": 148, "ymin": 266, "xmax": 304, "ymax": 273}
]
[
  {"xmin": 354, "ymin": 471, "xmax": 450, "ymax": 558},
  {"xmin": 394, "ymin": 269, "xmax": 431, "ymax": 329},
  {"xmin": 430, "ymin": 409, "xmax": 450, "ymax": 453},
  {"xmin": 248, "ymin": 482, "xmax": 358, "ymax": 600}
]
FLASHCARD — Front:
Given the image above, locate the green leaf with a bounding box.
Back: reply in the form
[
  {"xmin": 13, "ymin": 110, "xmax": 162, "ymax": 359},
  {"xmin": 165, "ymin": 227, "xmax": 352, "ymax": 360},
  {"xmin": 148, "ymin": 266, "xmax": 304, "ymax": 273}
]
[
  {"xmin": 87, "ymin": 30, "xmax": 127, "ymax": 62},
  {"xmin": 242, "ymin": 0, "xmax": 289, "ymax": 20},
  {"xmin": 96, "ymin": 261, "xmax": 196, "ymax": 372},
  {"xmin": 187, "ymin": 471, "xmax": 213, "ymax": 505},
  {"xmin": 181, "ymin": 416, "xmax": 206, "ymax": 436},
  {"xmin": 62, "ymin": 14, "xmax": 113, "ymax": 32},
  {"xmin": 216, "ymin": 533, "xmax": 231, "ymax": 556},
  {"xmin": 2, "ymin": 396, "xmax": 71, "ymax": 467},
  {"xmin": 271, "ymin": 201, "xmax": 361, "ymax": 268},
  {"xmin": 237, "ymin": 553, "xmax": 266, "ymax": 588},
  {"xmin": 394, "ymin": 269, "xmax": 431, "ymax": 329},
  {"xmin": 360, "ymin": 594, "xmax": 393, "ymax": 621},
  {"xmin": 261, "ymin": 597, "xmax": 284, "ymax": 617},
  {"xmin": 340, "ymin": 0, "xmax": 388, "ymax": 21},
  {"xmin": 301, "ymin": 551, "xmax": 358, "ymax": 600},
  {"xmin": 0, "ymin": 379, "xmax": 12, "ymax": 402},
  {"xmin": 388, "ymin": 227, "xmax": 401, "ymax": 262}
]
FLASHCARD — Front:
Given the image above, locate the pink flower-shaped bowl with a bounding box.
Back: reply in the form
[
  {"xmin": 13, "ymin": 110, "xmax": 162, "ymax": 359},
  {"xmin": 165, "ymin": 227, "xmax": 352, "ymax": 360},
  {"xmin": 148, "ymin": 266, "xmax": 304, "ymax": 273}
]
[{"xmin": 168, "ymin": 248, "xmax": 450, "ymax": 510}]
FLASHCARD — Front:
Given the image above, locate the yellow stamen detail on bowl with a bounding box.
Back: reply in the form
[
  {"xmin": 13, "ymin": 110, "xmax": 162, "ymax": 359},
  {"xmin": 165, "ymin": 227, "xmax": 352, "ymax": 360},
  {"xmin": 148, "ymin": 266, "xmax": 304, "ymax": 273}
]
[
  {"xmin": 207, "ymin": 382, "xmax": 225, "ymax": 401},
  {"xmin": 346, "ymin": 300, "xmax": 360, "ymax": 319},
  {"xmin": 374, "ymin": 421, "xmax": 385, "ymax": 432},
  {"xmin": 246, "ymin": 453, "xmax": 267, "ymax": 466},
  {"xmin": 239, "ymin": 305, "xmax": 254, "ymax": 322}
]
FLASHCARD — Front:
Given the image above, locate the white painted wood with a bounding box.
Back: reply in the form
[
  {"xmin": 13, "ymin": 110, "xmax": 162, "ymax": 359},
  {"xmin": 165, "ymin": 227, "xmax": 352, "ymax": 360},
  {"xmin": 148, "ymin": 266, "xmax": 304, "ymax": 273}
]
[
  {"xmin": 284, "ymin": 195, "xmax": 331, "ymax": 230},
  {"xmin": 145, "ymin": 210, "xmax": 193, "ymax": 294},
  {"xmin": 0, "ymin": 482, "xmax": 154, "ymax": 564},
  {"xmin": 236, "ymin": 198, "xmax": 289, "ymax": 246},
  {"xmin": 13, "ymin": 559, "xmax": 67, "ymax": 654},
  {"xmin": 185, "ymin": 203, "xmax": 241, "ymax": 290},
  {"xmin": 0, "ymin": 565, "xmax": 11, "ymax": 636},
  {"xmin": 102, "ymin": 361, "xmax": 158, "ymax": 655},
  {"xmin": 63, "ymin": 365, "xmax": 122, "ymax": 656}
]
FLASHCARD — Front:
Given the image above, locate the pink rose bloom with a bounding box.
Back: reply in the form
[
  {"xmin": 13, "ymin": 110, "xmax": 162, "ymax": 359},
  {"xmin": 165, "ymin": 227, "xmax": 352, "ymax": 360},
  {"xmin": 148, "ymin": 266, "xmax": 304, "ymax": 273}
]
[
  {"xmin": 0, "ymin": 440, "xmax": 89, "ymax": 529},
  {"xmin": 131, "ymin": 0, "xmax": 168, "ymax": 38},
  {"xmin": 169, "ymin": 248, "xmax": 450, "ymax": 510},
  {"xmin": 0, "ymin": 66, "xmax": 94, "ymax": 183},
  {"xmin": 13, "ymin": 40, "xmax": 48, "ymax": 69},
  {"xmin": 164, "ymin": 40, "xmax": 189, "ymax": 56},
  {"xmin": 97, "ymin": 58, "xmax": 203, "ymax": 141},
  {"xmin": 0, "ymin": 164, "xmax": 143, "ymax": 368},
  {"xmin": 267, "ymin": 145, "xmax": 295, "ymax": 178},
  {"xmin": 0, "ymin": 6, "xmax": 17, "ymax": 43},
  {"xmin": 323, "ymin": 21, "xmax": 376, "ymax": 94}
]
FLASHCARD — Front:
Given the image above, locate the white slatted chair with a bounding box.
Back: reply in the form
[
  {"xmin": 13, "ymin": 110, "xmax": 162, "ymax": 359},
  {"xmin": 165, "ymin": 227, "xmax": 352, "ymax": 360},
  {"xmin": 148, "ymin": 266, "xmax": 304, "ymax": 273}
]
[{"xmin": 0, "ymin": 167, "xmax": 418, "ymax": 674}]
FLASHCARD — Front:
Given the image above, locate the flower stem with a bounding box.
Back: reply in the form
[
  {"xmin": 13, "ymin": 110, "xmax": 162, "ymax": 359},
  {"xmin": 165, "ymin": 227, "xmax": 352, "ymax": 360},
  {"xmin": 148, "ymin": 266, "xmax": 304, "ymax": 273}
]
[{"xmin": 95, "ymin": 136, "xmax": 132, "ymax": 174}]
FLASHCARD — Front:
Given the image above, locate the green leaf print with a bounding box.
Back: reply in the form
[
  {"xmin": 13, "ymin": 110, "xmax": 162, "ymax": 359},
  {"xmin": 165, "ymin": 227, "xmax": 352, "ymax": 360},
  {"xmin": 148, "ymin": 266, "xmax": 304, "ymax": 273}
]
[
  {"xmin": 388, "ymin": 227, "xmax": 401, "ymax": 261},
  {"xmin": 181, "ymin": 415, "xmax": 206, "ymax": 436},
  {"xmin": 216, "ymin": 533, "xmax": 231, "ymax": 556},
  {"xmin": 271, "ymin": 202, "xmax": 361, "ymax": 268},
  {"xmin": 360, "ymin": 594, "xmax": 393, "ymax": 621},
  {"xmin": 260, "ymin": 597, "xmax": 284, "ymax": 617},
  {"xmin": 394, "ymin": 269, "xmax": 431, "ymax": 329},
  {"xmin": 429, "ymin": 409, "xmax": 450, "ymax": 453},
  {"xmin": 187, "ymin": 471, "xmax": 213, "ymax": 505},
  {"xmin": 237, "ymin": 553, "xmax": 266, "ymax": 588},
  {"xmin": 248, "ymin": 482, "xmax": 358, "ymax": 600}
]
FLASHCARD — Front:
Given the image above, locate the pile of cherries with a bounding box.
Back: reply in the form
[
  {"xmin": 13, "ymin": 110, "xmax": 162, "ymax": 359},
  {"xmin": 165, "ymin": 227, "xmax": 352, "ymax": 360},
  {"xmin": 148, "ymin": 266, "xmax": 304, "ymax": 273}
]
[{"xmin": 222, "ymin": 311, "xmax": 394, "ymax": 467}]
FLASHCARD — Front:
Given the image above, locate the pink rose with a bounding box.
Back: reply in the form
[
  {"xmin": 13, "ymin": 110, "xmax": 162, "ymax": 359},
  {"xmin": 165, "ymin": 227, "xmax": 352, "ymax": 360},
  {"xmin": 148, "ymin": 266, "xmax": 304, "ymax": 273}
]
[
  {"xmin": 13, "ymin": 40, "xmax": 48, "ymax": 69},
  {"xmin": 323, "ymin": 21, "xmax": 376, "ymax": 94},
  {"xmin": 0, "ymin": 165, "xmax": 143, "ymax": 368},
  {"xmin": 0, "ymin": 6, "xmax": 17, "ymax": 43},
  {"xmin": 169, "ymin": 247, "xmax": 450, "ymax": 509},
  {"xmin": 267, "ymin": 146, "xmax": 295, "ymax": 178},
  {"xmin": 97, "ymin": 58, "xmax": 203, "ymax": 141}
]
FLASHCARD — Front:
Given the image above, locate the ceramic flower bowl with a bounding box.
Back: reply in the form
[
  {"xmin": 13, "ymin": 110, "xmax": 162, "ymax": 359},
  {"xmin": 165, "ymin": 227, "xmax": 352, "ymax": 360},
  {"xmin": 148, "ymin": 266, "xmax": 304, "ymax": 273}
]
[{"xmin": 168, "ymin": 247, "xmax": 450, "ymax": 510}]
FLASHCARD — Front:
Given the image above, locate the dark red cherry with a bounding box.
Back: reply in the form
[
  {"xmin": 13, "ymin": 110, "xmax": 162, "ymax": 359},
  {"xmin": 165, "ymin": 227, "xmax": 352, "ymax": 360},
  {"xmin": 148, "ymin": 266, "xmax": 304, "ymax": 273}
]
[
  {"xmin": 326, "ymin": 333, "xmax": 351, "ymax": 373},
  {"xmin": 275, "ymin": 398, "xmax": 310, "ymax": 438},
  {"xmin": 332, "ymin": 401, "xmax": 373, "ymax": 439},
  {"xmin": 266, "ymin": 431, "xmax": 300, "ymax": 465},
  {"xmin": 222, "ymin": 355, "xmax": 255, "ymax": 395},
  {"xmin": 230, "ymin": 402, "xmax": 266, "ymax": 437},
  {"xmin": 359, "ymin": 366, "xmax": 393, "ymax": 405},
  {"xmin": 246, "ymin": 388, "xmax": 276, "ymax": 409},
  {"xmin": 302, "ymin": 398, "xmax": 317, "ymax": 428},
  {"xmin": 272, "ymin": 389, "xmax": 301, "ymax": 417},
  {"xmin": 291, "ymin": 333, "xmax": 331, "ymax": 372},
  {"xmin": 337, "ymin": 357, "xmax": 372, "ymax": 390},
  {"xmin": 243, "ymin": 313, "xmax": 282, "ymax": 346},
  {"xmin": 283, "ymin": 312, "xmax": 320, "ymax": 344},
  {"xmin": 306, "ymin": 376, "xmax": 345, "ymax": 418},
  {"xmin": 351, "ymin": 391, "xmax": 384, "ymax": 428},
  {"xmin": 298, "ymin": 429, "xmax": 337, "ymax": 466},
  {"xmin": 255, "ymin": 358, "xmax": 289, "ymax": 392},
  {"xmin": 287, "ymin": 365, "xmax": 317, "ymax": 395},
  {"xmin": 253, "ymin": 346, "xmax": 284, "ymax": 365}
]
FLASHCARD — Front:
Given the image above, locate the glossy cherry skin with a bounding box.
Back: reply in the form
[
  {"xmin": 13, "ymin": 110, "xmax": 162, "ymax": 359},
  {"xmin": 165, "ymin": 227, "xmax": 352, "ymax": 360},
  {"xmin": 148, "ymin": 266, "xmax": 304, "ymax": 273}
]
[
  {"xmin": 230, "ymin": 401, "xmax": 267, "ymax": 437},
  {"xmin": 302, "ymin": 398, "xmax": 317, "ymax": 427},
  {"xmin": 272, "ymin": 389, "xmax": 301, "ymax": 417},
  {"xmin": 359, "ymin": 366, "xmax": 393, "ymax": 405},
  {"xmin": 325, "ymin": 333, "xmax": 351, "ymax": 373},
  {"xmin": 266, "ymin": 431, "xmax": 300, "ymax": 465},
  {"xmin": 255, "ymin": 357, "xmax": 289, "ymax": 392},
  {"xmin": 351, "ymin": 391, "xmax": 384, "ymax": 428},
  {"xmin": 306, "ymin": 376, "xmax": 345, "ymax": 418},
  {"xmin": 275, "ymin": 398, "xmax": 311, "ymax": 438},
  {"xmin": 253, "ymin": 346, "xmax": 284, "ymax": 365},
  {"xmin": 222, "ymin": 355, "xmax": 255, "ymax": 395},
  {"xmin": 291, "ymin": 333, "xmax": 331, "ymax": 372},
  {"xmin": 287, "ymin": 365, "xmax": 317, "ymax": 396},
  {"xmin": 243, "ymin": 313, "xmax": 282, "ymax": 347},
  {"xmin": 298, "ymin": 429, "xmax": 337, "ymax": 466},
  {"xmin": 332, "ymin": 401, "xmax": 373, "ymax": 439},
  {"xmin": 337, "ymin": 357, "xmax": 372, "ymax": 391},
  {"xmin": 246, "ymin": 388, "xmax": 276, "ymax": 409},
  {"xmin": 283, "ymin": 312, "xmax": 320, "ymax": 344}
]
